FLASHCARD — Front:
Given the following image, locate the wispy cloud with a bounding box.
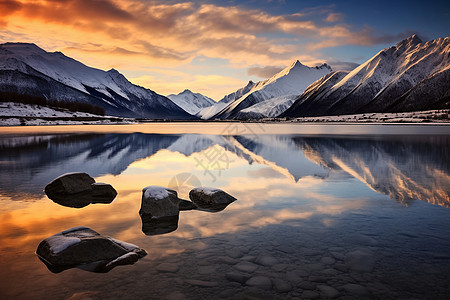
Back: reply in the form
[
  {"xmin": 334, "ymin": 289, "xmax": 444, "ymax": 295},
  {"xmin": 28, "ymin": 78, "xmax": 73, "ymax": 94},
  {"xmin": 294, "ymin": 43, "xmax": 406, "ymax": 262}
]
[
  {"xmin": 247, "ymin": 65, "xmax": 284, "ymax": 78},
  {"xmin": 325, "ymin": 13, "xmax": 345, "ymax": 23},
  {"xmin": 326, "ymin": 60, "xmax": 360, "ymax": 71}
]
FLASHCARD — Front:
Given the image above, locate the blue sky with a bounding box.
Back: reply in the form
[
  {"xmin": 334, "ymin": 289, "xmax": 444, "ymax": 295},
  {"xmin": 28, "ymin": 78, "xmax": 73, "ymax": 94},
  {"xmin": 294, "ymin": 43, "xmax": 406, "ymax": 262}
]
[{"xmin": 1, "ymin": 0, "xmax": 449, "ymax": 99}]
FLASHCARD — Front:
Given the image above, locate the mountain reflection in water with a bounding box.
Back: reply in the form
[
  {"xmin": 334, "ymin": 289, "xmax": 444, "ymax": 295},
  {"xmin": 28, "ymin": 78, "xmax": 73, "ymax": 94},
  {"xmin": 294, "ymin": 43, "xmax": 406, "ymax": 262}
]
[{"xmin": 0, "ymin": 132, "xmax": 448, "ymax": 207}]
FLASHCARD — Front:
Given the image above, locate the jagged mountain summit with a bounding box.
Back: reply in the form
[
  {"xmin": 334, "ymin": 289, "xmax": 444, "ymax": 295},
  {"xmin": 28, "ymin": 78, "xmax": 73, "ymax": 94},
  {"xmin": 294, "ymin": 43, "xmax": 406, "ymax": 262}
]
[
  {"xmin": 281, "ymin": 35, "xmax": 450, "ymax": 118},
  {"xmin": 0, "ymin": 42, "xmax": 195, "ymax": 119},
  {"xmin": 196, "ymin": 80, "xmax": 256, "ymax": 119},
  {"xmin": 167, "ymin": 89, "xmax": 216, "ymax": 115},
  {"xmin": 211, "ymin": 60, "xmax": 332, "ymax": 119}
]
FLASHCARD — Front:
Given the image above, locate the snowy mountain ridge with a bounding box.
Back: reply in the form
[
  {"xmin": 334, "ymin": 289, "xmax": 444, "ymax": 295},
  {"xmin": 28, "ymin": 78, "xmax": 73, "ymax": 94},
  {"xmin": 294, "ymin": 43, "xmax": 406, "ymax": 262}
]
[
  {"xmin": 211, "ymin": 60, "xmax": 332, "ymax": 119},
  {"xmin": 282, "ymin": 35, "xmax": 450, "ymax": 117},
  {"xmin": 196, "ymin": 80, "xmax": 257, "ymax": 119},
  {"xmin": 0, "ymin": 42, "xmax": 195, "ymax": 119},
  {"xmin": 167, "ymin": 89, "xmax": 216, "ymax": 115}
]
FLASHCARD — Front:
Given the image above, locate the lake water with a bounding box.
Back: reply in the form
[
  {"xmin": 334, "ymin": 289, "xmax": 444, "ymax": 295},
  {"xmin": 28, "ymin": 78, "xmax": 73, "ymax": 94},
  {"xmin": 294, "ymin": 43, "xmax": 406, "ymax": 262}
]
[{"xmin": 0, "ymin": 123, "xmax": 449, "ymax": 299}]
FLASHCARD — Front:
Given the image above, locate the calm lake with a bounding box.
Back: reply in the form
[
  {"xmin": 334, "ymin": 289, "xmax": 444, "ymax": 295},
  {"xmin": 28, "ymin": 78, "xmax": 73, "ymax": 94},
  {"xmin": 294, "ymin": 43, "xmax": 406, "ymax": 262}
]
[{"xmin": 0, "ymin": 123, "xmax": 449, "ymax": 299}]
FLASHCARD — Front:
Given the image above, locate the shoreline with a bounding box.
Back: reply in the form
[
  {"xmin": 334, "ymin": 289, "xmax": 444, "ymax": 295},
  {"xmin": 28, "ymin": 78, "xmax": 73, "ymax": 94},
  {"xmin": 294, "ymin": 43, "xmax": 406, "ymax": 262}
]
[
  {"xmin": 1, "ymin": 117, "xmax": 449, "ymax": 127},
  {"xmin": 1, "ymin": 102, "xmax": 449, "ymax": 127}
]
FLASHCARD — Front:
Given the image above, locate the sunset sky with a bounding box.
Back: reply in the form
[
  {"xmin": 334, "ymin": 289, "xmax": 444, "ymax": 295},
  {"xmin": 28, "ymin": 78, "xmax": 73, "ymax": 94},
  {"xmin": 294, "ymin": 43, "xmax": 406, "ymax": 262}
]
[{"xmin": 1, "ymin": 0, "xmax": 449, "ymax": 100}]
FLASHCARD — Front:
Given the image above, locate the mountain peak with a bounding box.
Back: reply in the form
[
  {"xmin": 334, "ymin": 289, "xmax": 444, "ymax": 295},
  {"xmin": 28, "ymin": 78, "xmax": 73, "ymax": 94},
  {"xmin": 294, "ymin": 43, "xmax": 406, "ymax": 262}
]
[
  {"xmin": 316, "ymin": 63, "xmax": 332, "ymax": 71},
  {"xmin": 290, "ymin": 60, "xmax": 304, "ymax": 69},
  {"xmin": 397, "ymin": 34, "xmax": 422, "ymax": 49},
  {"xmin": 107, "ymin": 68, "xmax": 126, "ymax": 81},
  {"xmin": 107, "ymin": 68, "xmax": 120, "ymax": 74},
  {"xmin": 181, "ymin": 89, "xmax": 192, "ymax": 94}
]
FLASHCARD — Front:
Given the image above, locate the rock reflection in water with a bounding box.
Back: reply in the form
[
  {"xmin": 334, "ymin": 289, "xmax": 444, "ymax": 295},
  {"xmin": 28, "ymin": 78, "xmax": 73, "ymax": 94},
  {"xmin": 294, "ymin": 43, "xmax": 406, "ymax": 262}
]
[{"xmin": 141, "ymin": 215, "xmax": 180, "ymax": 236}]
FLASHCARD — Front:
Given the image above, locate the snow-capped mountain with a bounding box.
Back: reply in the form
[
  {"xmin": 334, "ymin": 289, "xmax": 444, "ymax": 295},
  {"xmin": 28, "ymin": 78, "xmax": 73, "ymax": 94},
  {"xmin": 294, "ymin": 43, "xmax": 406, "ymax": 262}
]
[
  {"xmin": 236, "ymin": 95, "xmax": 297, "ymax": 119},
  {"xmin": 167, "ymin": 89, "xmax": 215, "ymax": 115},
  {"xmin": 0, "ymin": 42, "xmax": 195, "ymax": 119},
  {"xmin": 211, "ymin": 61, "xmax": 332, "ymax": 119},
  {"xmin": 197, "ymin": 80, "xmax": 256, "ymax": 119},
  {"xmin": 281, "ymin": 35, "xmax": 450, "ymax": 117}
]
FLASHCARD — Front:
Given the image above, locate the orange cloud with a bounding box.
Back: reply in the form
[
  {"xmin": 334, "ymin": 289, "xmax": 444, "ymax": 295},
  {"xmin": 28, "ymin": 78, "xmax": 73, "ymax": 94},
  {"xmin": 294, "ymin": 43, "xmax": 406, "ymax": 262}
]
[
  {"xmin": 325, "ymin": 13, "xmax": 345, "ymax": 23},
  {"xmin": 0, "ymin": 0, "xmax": 408, "ymax": 97},
  {"xmin": 0, "ymin": 1, "xmax": 396, "ymax": 64}
]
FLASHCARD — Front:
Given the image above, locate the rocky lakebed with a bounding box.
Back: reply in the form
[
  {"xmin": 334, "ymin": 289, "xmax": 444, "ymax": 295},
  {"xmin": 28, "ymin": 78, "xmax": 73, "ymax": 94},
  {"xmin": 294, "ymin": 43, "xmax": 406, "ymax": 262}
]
[{"xmin": 34, "ymin": 172, "xmax": 450, "ymax": 299}]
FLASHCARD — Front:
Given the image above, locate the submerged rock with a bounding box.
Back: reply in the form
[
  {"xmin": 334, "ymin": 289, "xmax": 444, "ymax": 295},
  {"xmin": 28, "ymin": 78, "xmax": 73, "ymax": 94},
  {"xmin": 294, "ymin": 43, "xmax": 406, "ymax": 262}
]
[
  {"xmin": 44, "ymin": 172, "xmax": 117, "ymax": 208},
  {"xmin": 345, "ymin": 249, "xmax": 376, "ymax": 272},
  {"xmin": 317, "ymin": 285, "xmax": 339, "ymax": 298},
  {"xmin": 156, "ymin": 262, "xmax": 179, "ymax": 273},
  {"xmin": 36, "ymin": 227, "xmax": 146, "ymax": 273},
  {"xmin": 178, "ymin": 199, "xmax": 197, "ymax": 211},
  {"xmin": 189, "ymin": 187, "xmax": 237, "ymax": 212},
  {"xmin": 245, "ymin": 276, "xmax": 272, "ymax": 290}
]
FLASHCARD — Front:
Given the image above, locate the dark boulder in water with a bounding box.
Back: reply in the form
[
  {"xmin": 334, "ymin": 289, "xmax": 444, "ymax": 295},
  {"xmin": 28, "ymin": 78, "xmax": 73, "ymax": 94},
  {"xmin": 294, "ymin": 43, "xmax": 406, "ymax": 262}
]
[
  {"xmin": 45, "ymin": 172, "xmax": 95, "ymax": 195},
  {"xmin": 139, "ymin": 186, "xmax": 187, "ymax": 235},
  {"xmin": 139, "ymin": 186, "xmax": 235, "ymax": 235},
  {"xmin": 139, "ymin": 186, "xmax": 180, "ymax": 217},
  {"xmin": 189, "ymin": 187, "xmax": 237, "ymax": 212},
  {"xmin": 36, "ymin": 227, "xmax": 147, "ymax": 273},
  {"xmin": 44, "ymin": 172, "xmax": 117, "ymax": 208}
]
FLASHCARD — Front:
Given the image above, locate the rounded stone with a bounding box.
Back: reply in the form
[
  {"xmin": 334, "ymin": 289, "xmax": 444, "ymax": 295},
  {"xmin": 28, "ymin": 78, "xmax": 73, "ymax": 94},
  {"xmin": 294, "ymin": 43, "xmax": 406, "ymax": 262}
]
[
  {"xmin": 156, "ymin": 263, "xmax": 179, "ymax": 273},
  {"xmin": 317, "ymin": 285, "xmax": 339, "ymax": 298},
  {"xmin": 273, "ymin": 279, "xmax": 292, "ymax": 293},
  {"xmin": 301, "ymin": 291, "xmax": 320, "ymax": 299},
  {"xmin": 342, "ymin": 283, "xmax": 369, "ymax": 295},
  {"xmin": 255, "ymin": 255, "xmax": 278, "ymax": 267},
  {"xmin": 234, "ymin": 261, "xmax": 259, "ymax": 273},
  {"xmin": 245, "ymin": 276, "xmax": 272, "ymax": 290}
]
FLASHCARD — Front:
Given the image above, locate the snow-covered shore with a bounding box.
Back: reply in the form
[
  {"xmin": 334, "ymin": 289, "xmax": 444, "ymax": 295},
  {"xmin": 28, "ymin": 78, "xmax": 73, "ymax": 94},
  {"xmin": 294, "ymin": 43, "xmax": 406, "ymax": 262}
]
[
  {"xmin": 0, "ymin": 102, "xmax": 448, "ymax": 126},
  {"xmin": 0, "ymin": 102, "xmax": 136, "ymax": 126},
  {"xmin": 281, "ymin": 109, "xmax": 450, "ymax": 123}
]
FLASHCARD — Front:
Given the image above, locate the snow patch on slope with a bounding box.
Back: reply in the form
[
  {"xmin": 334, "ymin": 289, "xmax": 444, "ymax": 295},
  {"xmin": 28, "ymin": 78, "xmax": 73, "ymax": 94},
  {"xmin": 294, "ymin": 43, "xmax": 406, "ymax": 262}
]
[
  {"xmin": 238, "ymin": 94, "xmax": 297, "ymax": 118},
  {"xmin": 167, "ymin": 89, "xmax": 215, "ymax": 114},
  {"xmin": 197, "ymin": 81, "xmax": 256, "ymax": 119}
]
